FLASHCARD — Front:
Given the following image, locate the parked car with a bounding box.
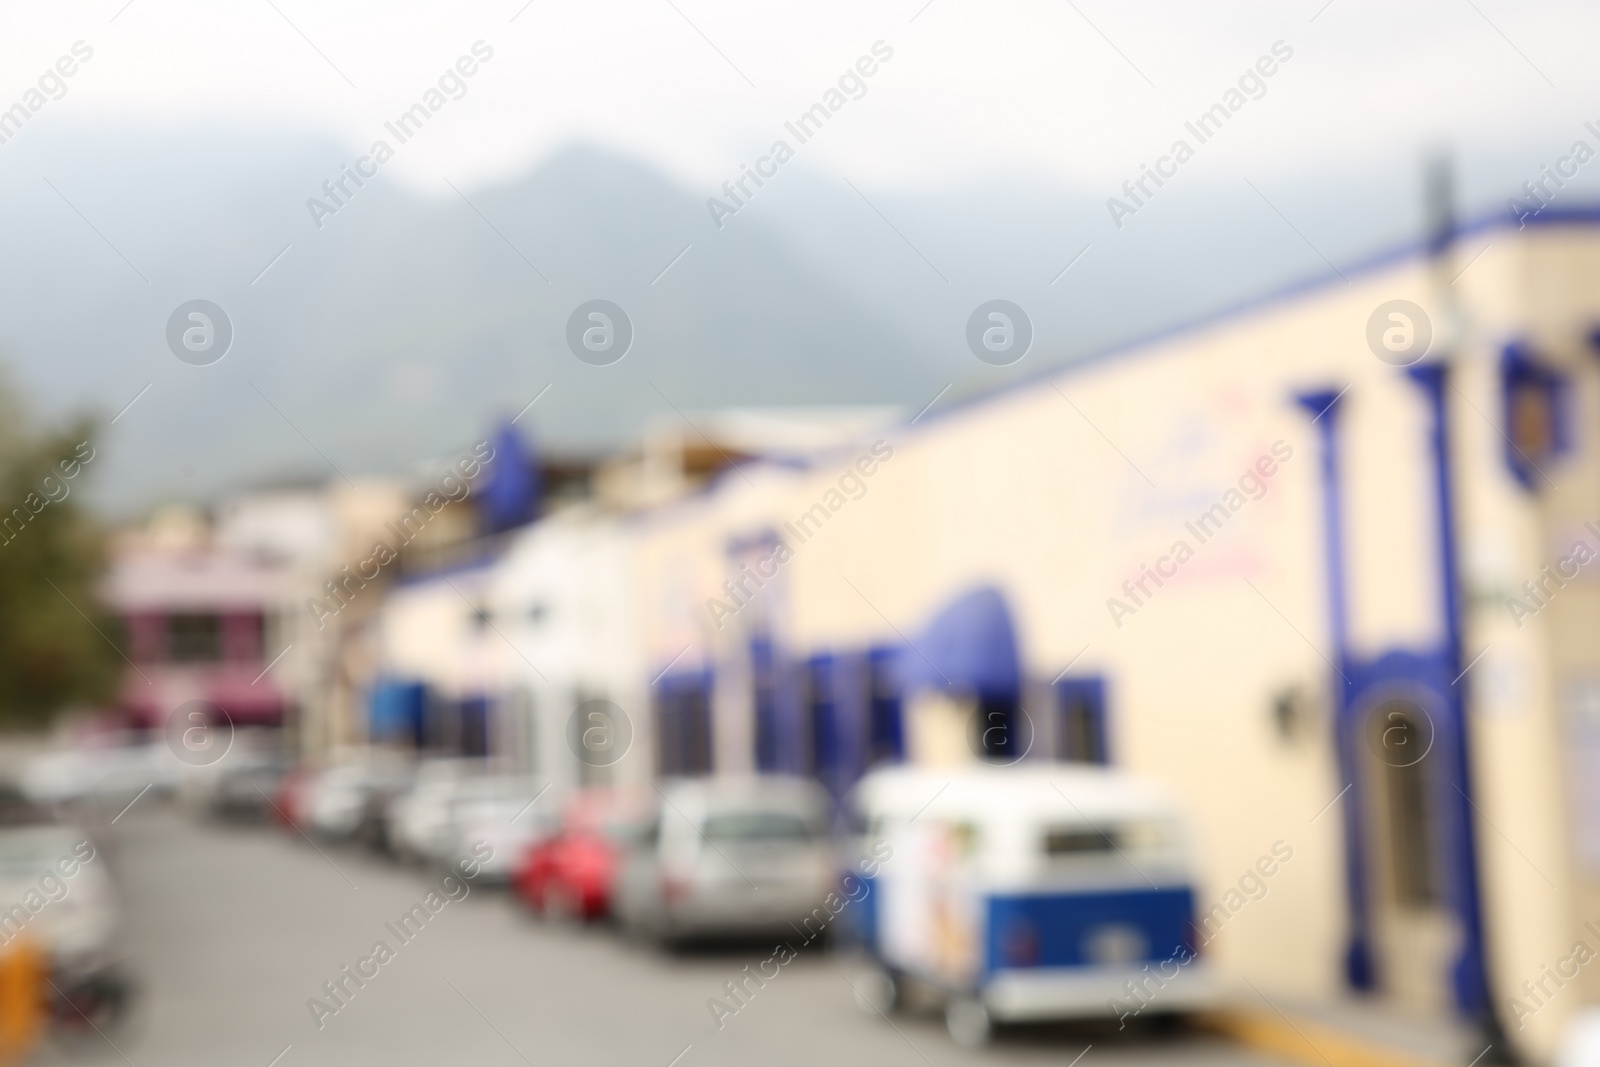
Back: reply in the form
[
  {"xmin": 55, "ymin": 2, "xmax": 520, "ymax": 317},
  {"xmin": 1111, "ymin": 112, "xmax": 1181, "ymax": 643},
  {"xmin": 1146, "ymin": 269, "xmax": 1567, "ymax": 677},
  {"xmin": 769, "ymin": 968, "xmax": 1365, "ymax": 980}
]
[
  {"xmin": 21, "ymin": 739, "xmax": 182, "ymax": 809},
  {"xmin": 0, "ymin": 825, "xmax": 129, "ymax": 1034},
  {"xmin": 305, "ymin": 758, "xmax": 414, "ymax": 842},
  {"xmin": 199, "ymin": 752, "xmax": 292, "ymax": 823},
  {"xmin": 384, "ymin": 759, "xmax": 482, "ymax": 863},
  {"xmin": 352, "ymin": 763, "xmax": 420, "ymax": 854},
  {"xmin": 441, "ymin": 776, "xmax": 551, "ymax": 883},
  {"xmin": 515, "ymin": 787, "xmax": 650, "ymax": 920},
  {"xmin": 848, "ymin": 763, "xmax": 1219, "ymax": 1046},
  {"xmin": 614, "ymin": 776, "xmax": 834, "ymax": 946}
]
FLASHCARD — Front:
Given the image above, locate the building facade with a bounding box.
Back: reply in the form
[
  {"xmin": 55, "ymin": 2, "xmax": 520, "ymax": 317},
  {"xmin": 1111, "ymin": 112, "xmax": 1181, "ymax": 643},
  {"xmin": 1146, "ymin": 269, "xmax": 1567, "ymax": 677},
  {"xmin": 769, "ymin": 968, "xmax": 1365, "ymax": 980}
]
[{"xmin": 607, "ymin": 211, "xmax": 1600, "ymax": 1060}]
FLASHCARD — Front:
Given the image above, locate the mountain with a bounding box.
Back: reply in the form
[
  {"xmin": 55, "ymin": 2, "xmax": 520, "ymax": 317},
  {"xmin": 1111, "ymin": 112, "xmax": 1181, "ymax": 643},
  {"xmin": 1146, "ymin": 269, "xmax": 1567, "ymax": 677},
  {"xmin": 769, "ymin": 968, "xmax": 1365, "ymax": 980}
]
[
  {"xmin": 0, "ymin": 120, "xmax": 1585, "ymax": 515},
  {"xmin": 0, "ymin": 128, "xmax": 942, "ymax": 514}
]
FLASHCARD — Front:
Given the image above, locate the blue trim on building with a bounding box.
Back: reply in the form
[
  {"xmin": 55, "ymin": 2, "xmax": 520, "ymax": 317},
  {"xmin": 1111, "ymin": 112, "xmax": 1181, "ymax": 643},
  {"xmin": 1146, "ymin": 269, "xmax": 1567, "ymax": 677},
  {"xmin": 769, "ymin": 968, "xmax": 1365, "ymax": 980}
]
[
  {"xmin": 653, "ymin": 667, "xmax": 715, "ymax": 776},
  {"xmin": 625, "ymin": 208, "xmax": 1600, "ymax": 537},
  {"xmin": 1293, "ymin": 389, "xmax": 1351, "ymax": 659},
  {"xmin": 867, "ymin": 645, "xmax": 905, "ymax": 766},
  {"xmin": 1293, "ymin": 386, "xmax": 1373, "ymax": 991},
  {"xmin": 1296, "ymin": 370, "xmax": 1495, "ymax": 1018},
  {"xmin": 806, "ymin": 652, "xmax": 838, "ymax": 783},
  {"xmin": 1405, "ymin": 363, "xmax": 1494, "ymax": 1020},
  {"xmin": 751, "ymin": 637, "xmax": 782, "ymax": 773},
  {"xmin": 828, "ymin": 652, "xmax": 871, "ymax": 804},
  {"xmin": 900, "ymin": 206, "xmax": 1600, "ymax": 445}
]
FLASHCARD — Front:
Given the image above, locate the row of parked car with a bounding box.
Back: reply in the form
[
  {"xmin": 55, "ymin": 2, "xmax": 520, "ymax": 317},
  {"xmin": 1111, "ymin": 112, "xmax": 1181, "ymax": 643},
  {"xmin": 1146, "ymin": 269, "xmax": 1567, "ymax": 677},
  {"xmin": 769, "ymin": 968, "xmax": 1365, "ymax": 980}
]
[
  {"xmin": 188, "ymin": 743, "xmax": 843, "ymax": 949},
  {"xmin": 190, "ymin": 742, "xmax": 1233, "ymax": 1046},
  {"xmin": 20, "ymin": 731, "xmax": 1225, "ymax": 1047}
]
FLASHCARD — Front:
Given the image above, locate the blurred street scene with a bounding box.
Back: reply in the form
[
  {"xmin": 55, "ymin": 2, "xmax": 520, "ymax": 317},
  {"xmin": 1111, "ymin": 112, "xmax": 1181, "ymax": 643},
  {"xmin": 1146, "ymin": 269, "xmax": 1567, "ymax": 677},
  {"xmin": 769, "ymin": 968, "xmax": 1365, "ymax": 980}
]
[{"xmin": 6, "ymin": 2, "xmax": 1600, "ymax": 1066}]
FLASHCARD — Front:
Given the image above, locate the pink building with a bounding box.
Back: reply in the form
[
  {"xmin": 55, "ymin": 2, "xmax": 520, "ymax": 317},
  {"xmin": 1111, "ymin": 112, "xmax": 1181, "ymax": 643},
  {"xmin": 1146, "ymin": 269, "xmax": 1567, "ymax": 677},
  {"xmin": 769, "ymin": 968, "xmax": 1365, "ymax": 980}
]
[{"xmin": 101, "ymin": 543, "xmax": 291, "ymax": 732}]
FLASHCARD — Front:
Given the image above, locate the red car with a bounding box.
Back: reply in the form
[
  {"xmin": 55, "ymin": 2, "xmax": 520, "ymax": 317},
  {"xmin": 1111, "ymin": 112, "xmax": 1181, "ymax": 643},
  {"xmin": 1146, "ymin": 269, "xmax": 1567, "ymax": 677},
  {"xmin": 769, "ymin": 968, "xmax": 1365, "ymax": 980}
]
[{"xmin": 515, "ymin": 787, "xmax": 649, "ymax": 921}]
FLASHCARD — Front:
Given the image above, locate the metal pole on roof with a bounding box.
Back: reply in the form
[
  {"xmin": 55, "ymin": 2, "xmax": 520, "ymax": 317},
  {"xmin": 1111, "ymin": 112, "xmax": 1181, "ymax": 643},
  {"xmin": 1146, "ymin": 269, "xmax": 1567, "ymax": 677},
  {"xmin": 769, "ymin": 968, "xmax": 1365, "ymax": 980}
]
[
  {"xmin": 1422, "ymin": 150, "xmax": 1516, "ymax": 1065},
  {"xmin": 1426, "ymin": 149, "xmax": 1465, "ymax": 356}
]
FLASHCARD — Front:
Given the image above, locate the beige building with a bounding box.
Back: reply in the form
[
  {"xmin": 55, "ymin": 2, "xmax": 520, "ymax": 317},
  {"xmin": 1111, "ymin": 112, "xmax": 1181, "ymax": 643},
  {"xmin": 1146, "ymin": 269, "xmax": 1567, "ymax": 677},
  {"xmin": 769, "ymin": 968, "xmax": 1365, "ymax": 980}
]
[{"xmin": 618, "ymin": 210, "xmax": 1600, "ymax": 1061}]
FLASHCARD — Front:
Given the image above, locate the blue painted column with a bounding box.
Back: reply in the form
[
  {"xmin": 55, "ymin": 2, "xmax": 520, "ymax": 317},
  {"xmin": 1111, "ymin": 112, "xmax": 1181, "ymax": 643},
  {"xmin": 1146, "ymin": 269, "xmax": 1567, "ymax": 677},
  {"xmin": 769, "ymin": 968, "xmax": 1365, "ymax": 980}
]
[
  {"xmin": 1404, "ymin": 362, "xmax": 1495, "ymax": 1024},
  {"xmin": 1293, "ymin": 387, "xmax": 1371, "ymax": 991},
  {"xmin": 1294, "ymin": 391, "xmax": 1352, "ymax": 658}
]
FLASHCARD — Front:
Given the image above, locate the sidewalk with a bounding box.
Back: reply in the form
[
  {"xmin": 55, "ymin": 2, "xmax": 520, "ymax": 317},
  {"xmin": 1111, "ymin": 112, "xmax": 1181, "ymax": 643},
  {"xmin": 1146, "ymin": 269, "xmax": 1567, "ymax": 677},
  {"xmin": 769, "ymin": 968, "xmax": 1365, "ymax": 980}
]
[{"xmin": 1204, "ymin": 994, "xmax": 1490, "ymax": 1067}]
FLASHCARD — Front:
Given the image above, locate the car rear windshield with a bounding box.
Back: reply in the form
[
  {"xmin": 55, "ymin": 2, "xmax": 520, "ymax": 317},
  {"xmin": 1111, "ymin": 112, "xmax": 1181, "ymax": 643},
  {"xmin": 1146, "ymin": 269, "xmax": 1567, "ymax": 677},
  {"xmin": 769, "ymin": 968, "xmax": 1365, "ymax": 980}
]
[{"xmin": 702, "ymin": 811, "xmax": 813, "ymax": 843}]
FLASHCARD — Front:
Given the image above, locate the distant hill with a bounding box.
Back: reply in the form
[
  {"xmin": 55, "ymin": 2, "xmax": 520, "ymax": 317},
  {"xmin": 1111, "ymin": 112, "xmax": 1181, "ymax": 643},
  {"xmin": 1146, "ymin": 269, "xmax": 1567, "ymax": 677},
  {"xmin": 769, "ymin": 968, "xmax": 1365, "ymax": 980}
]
[
  {"xmin": 0, "ymin": 120, "xmax": 1554, "ymax": 515},
  {"xmin": 0, "ymin": 131, "xmax": 938, "ymax": 514}
]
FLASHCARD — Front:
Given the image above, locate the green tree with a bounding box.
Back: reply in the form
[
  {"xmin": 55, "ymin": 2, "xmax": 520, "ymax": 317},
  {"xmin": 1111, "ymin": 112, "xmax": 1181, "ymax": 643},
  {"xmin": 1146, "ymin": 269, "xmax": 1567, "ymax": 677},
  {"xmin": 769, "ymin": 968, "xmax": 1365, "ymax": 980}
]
[{"xmin": 0, "ymin": 372, "xmax": 118, "ymax": 727}]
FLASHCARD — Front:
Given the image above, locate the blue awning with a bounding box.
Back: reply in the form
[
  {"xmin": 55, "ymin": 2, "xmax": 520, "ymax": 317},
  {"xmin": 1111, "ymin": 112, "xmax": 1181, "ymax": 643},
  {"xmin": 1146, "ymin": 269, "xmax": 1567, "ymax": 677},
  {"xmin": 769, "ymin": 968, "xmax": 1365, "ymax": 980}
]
[
  {"xmin": 904, "ymin": 585, "xmax": 1021, "ymax": 699},
  {"xmin": 368, "ymin": 678, "xmax": 427, "ymax": 744}
]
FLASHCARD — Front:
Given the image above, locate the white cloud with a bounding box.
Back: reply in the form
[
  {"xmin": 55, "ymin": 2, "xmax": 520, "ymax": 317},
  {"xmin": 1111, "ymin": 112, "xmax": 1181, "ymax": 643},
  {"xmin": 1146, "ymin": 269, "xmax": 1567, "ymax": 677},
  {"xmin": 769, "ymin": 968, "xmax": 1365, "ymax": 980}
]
[{"xmin": 2, "ymin": 0, "xmax": 1594, "ymax": 197}]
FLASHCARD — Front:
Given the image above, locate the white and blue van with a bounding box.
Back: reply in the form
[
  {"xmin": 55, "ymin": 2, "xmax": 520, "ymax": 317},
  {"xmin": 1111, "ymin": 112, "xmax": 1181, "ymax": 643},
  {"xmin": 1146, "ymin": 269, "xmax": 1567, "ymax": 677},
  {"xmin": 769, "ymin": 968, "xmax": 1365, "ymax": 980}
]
[{"xmin": 848, "ymin": 763, "xmax": 1220, "ymax": 1044}]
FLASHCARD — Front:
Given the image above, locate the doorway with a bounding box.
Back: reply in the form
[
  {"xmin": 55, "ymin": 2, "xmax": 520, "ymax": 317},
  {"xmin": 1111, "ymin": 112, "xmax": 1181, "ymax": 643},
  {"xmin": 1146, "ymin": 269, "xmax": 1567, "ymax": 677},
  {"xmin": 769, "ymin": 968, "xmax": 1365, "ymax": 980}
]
[{"xmin": 1358, "ymin": 694, "xmax": 1458, "ymax": 1016}]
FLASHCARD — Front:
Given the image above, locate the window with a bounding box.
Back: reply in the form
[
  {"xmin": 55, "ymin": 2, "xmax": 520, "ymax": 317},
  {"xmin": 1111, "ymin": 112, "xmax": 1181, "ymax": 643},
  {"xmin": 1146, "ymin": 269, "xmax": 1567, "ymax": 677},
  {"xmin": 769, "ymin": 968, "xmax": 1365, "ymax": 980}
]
[
  {"xmin": 750, "ymin": 639, "xmax": 780, "ymax": 773},
  {"xmin": 1056, "ymin": 677, "xmax": 1109, "ymax": 764},
  {"xmin": 1510, "ymin": 385, "xmax": 1557, "ymax": 459},
  {"xmin": 225, "ymin": 612, "xmax": 264, "ymax": 661},
  {"xmin": 1043, "ymin": 826, "xmax": 1118, "ymax": 855},
  {"xmin": 1500, "ymin": 343, "xmax": 1569, "ymax": 491},
  {"xmin": 655, "ymin": 675, "xmax": 713, "ymax": 777},
  {"xmin": 805, "ymin": 655, "xmax": 835, "ymax": 779},
  {"xmin": 1042, "ymin": 821, "xmax": 1166, "ymax": 858},
  {"xmin": 867, "ymin": 646, "xmax": 903, "ymax": 765},
  {"xmin": 167, "ymin": 614, "xmax": 221, "ymax": 662},
  {"xmin": 975, "ymin": 694, "xmax": 1018, "ymax": 760}
]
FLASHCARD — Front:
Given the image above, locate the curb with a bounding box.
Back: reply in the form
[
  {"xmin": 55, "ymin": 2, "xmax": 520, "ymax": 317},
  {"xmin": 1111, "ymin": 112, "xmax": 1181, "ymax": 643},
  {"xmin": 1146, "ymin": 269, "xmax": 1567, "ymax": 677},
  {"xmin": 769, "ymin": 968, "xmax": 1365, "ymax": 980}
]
[{"xmin": 1201, "ymin": 1008, "xmax": 1462, "ymax": 1067}]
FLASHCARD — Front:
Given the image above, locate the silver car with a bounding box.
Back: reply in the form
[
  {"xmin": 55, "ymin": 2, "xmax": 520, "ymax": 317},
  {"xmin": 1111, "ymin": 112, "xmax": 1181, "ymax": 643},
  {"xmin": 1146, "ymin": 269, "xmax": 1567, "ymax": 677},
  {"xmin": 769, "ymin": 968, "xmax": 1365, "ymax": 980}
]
[
  {"xmin": 442, "ymin": 775, "xmax": 550, "ymax": 882},
  {"xmin": 616, "ymin": 777, "xmax": 836, "ymax": 945},
  {"xmin": 384, "ymin": 758, "xmax": 481, "ymax": 863},
  {"xmin": 305, "ymin": 757, "xmax": 413, "ymax": 842}
]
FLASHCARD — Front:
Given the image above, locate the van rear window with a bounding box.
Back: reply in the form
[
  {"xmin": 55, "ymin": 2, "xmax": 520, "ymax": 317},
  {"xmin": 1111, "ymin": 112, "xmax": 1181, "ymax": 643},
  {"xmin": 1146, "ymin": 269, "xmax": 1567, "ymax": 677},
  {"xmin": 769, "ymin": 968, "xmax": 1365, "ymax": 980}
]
[{"xmin": 1042, "ymin": 826, "xmax": 1119, "ymax": 855}]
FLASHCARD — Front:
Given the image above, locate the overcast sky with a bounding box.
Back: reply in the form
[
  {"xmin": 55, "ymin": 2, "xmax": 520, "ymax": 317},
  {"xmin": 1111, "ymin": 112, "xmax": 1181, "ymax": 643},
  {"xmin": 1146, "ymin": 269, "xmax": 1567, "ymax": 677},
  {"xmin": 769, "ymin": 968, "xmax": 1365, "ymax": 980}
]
[
  {"xmin": 4, "ymin": 0, "xmax": 1599, "ymax": 516},
  {"xmin": 2, "ymin": 0, "xmax": 1592, "ymax": 202}
]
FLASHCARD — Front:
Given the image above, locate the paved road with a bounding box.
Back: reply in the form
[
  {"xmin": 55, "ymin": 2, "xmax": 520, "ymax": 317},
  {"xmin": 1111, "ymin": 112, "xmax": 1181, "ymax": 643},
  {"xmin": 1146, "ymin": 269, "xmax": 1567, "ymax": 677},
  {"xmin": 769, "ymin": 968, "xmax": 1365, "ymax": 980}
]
[{"xmin": 34, "ymin": 806, "xmax": 1295, "ymax": 1067}]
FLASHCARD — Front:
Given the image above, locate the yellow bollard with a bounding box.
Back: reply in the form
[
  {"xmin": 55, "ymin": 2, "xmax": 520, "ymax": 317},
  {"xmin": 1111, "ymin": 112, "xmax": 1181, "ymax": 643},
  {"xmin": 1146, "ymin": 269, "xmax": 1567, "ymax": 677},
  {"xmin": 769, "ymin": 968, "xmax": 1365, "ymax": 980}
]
[{"xmin": 0, "ymin": 937, "xmax": 44, "ymax": 1065}]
